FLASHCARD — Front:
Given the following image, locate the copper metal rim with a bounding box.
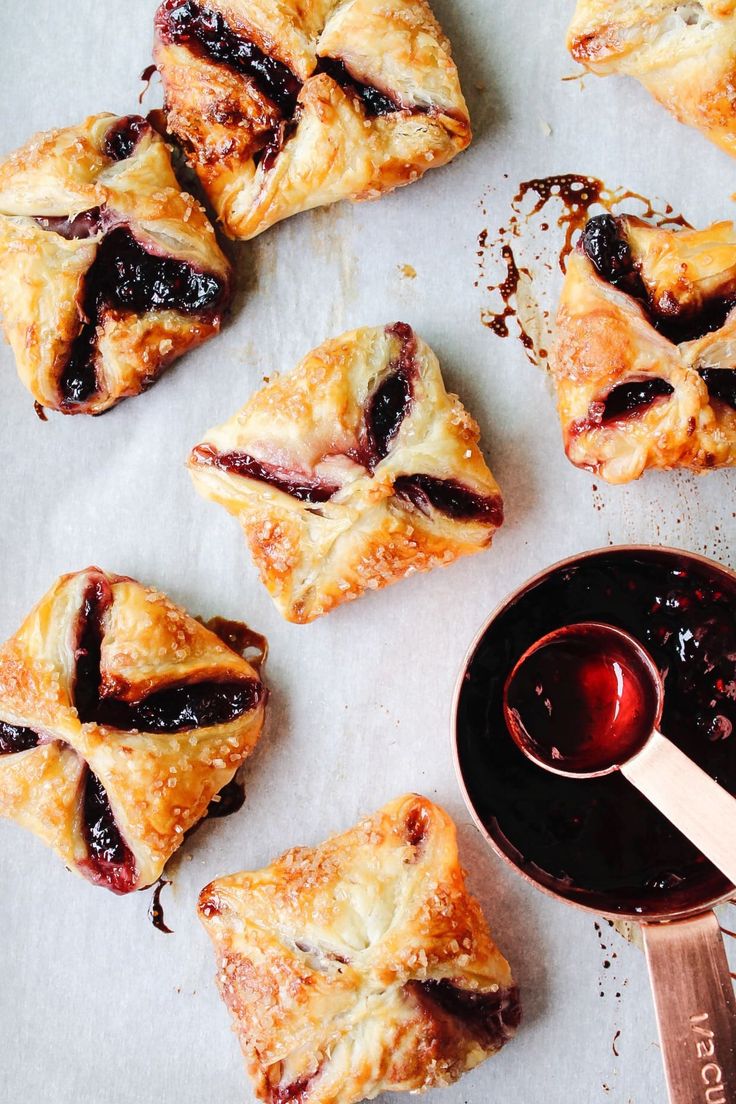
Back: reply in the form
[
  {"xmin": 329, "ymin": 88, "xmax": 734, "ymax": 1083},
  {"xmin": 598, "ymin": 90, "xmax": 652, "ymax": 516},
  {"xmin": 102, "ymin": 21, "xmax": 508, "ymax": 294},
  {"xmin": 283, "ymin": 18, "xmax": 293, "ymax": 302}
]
[{"xmin": 450, "ymin": 544, "xmax": 736, "ymax": 925}]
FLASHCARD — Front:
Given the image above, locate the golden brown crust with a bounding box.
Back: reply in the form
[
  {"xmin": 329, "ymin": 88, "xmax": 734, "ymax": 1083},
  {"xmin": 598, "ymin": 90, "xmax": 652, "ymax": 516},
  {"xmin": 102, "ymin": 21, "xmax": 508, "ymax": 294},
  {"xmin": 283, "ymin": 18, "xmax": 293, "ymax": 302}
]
[
  {"xmin": 0, "ymin": 113, "xmax": 231, "ymax": 414},
  {"xmin": 0, "ymin": 567, "xmax": 266, "ymax": 892},
  {"xmin": 188, "ymin": 323, "xmax": 503, "ymax": 623},
  {"xmin": 550, "ymin": 217, "xmax": 736, "ymax": 483},
  {"xmin": 154, "ymin": 0, "xmax": 471, "ymax": 239},
  {"xmin": 567, "ymin": 1, "xmax": 736, "ymax": 156},
  {"xmin": 198, "ymin": 794, "xmax": 519, "ymax": 1104}
]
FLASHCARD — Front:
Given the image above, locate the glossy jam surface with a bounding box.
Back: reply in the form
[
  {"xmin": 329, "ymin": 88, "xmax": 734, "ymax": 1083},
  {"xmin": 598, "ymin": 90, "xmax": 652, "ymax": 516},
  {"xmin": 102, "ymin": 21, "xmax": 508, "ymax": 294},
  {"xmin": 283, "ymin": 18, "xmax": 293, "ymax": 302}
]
[
  {"xmin": 34, "ymin": 207, "xmax": 103, "ymax": 240},
  {"xmin": 104, "ymin": 115, "xmax": 151, "ymax": 161},
  {"xmin": 315, "ymin": 56, "xmax": 398, "ymax": 116},
  {"xmin": 96, "ymin": 679, "xmax": 263, "ymax": 733},
  {"xmin": 360, "ymin": 322, "xmax": 417, "ymax": 467},
  {"xmin": 158, "ymin": 0, "xmax": 301, "ymax": 115},
  {"xmin": 456, "ymin": 550, "xmax": 736, "ymax": 915},
  {"xmin": 505, "ymin": 625, "xmax": 659, "ymax": 775},
  {"xmin": 193, "ymin": 444, "xmax": 339, "ymax": 503},
  {"xmin": 80, "ymin": 769, "xmax": 137, "ymax": 894},
  {"xmin": 411, "ymin": 980, "xmax": 521, "ymax": 1049},
  {"xmin": 699, "ymin": 367, "xmax": 736, "ymax": 410},
  {"xmin": 394, "ymin": 474, "xmax": 503, "ymax": 525},
  {"xmin": 602, "ymin": 378, "xmax": 674, "ymax": 423},
  {"xmin": 0, "ymin": 722, "xmax": 40, "ymax": 755}
]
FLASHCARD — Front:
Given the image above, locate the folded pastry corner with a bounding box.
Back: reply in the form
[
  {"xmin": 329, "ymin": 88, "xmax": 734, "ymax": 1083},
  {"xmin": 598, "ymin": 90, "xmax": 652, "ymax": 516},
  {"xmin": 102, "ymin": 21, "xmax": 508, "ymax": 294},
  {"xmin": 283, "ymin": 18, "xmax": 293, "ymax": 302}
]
[
  {"xmin": 188, "ymin": 322, "xmax": 503, "ymax": 622},
  {"xmin": 0, "ymin": 566, "xmax": 266, "ymax": 892},
  {"xmin": 198, "ymin": 793, "xmax": 520, "ymax": 1104},
  {"xmin": 551, "ymin": 213, "xmax": 736, "ymax": 483}
]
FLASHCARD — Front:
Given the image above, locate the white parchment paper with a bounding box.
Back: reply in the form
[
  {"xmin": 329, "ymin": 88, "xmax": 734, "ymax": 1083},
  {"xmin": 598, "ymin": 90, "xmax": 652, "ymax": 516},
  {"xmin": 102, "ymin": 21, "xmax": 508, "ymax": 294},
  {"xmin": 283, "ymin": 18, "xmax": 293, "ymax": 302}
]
[{"xmin": 1, "ymin": 2, "xmax": 735, "ymax": 1102}]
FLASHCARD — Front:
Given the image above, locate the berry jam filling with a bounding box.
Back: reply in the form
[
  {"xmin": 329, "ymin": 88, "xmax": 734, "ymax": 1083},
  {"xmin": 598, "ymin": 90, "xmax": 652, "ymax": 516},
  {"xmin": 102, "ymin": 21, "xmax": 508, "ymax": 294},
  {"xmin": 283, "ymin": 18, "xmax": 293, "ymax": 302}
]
[
  {"xmin": 157, "ymin": 0, "xmax": 301, "ymax": 115},
  {"xmin": 359, "ymin": 322, "xmax": 417, "ymax": 468},
  {"xmin": 581, "ymin": 214, "xmax": 736, "ymax": 344},
  {"xmin": 59, "ymin": 226, "xmax": 227, "ymax": 409},
  {"xmin": 314, "ymin": 56, "xmax": 399, "ymax": 116},
  {"xmin": 95, "ymin": 678, "xmax": 263, "ymax": 733},
  {"xmin": 253, "ymin": 118, "xmax": 298, "ymax": 173},
  {"xmin": 34, "ymin": 207, "xmax": 103, "ymax": 240},
  {"xmin": 74, "ymin": 574, "xmax": 113, "ymax": 724},
  {"xmin": 104, "ymin": 115, "xmax": 152, "ymax": 161},
  {"xmin": 192, "ymin": 444, "xmax": 339, "ymax": 503},
  {"xmin": 80, "ymin": 768, "xmax": 137, "ymax": 894},
  {"xmin": 411, "ymin": 980, "xmax": 521, "ymax": 1048},
  {"xmin": 456, "ymin": 550, "xmax": 736, "ymax": 916},
  {"xmin": 699, "ymin": 367, "xmax": 736, "ymax": 410},
  {"xmin": 0, "ymin": 721, "xmax": 40, "ymax": 755},
  {"xmin": 405, "ymin": 804, "xmax": 430, "ymax": 848},
  {"xmin": 600, "ymin": 377, "xmax": 675, "ymax": 423},
  {"xmin": 271, "ymin": 1077, "xmax": 315, "ymax": 1104},
  {"xmin": 394, "ymin": 474, "xmax": 503, "ymax": 525}
]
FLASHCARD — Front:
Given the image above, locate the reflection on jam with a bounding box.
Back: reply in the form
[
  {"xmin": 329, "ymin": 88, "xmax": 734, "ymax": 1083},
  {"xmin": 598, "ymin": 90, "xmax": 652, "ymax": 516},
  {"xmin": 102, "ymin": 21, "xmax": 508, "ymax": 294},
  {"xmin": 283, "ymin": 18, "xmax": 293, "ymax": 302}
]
[
  {"xmin": 699, "ymin": 368, "xmax": 736, "ymax": 410},
  {"xmin": 456, "ymin": 550, "xmax": 736, "ymax": 916},
  {"xmin": 394, "ymin": 474, "xmax": 503, "ymax": 525},
  {"xmin": 80, "ymin": 769, "xmax": 137, "ymax": 894},
  {"xmin": 505, "ymin": 625, "xmax": 658, "ymax": 774},
  {"xmin": 104, "ymin": 115, "xmax": 151, "ymax": 161},
  {"xmin": 192, "ymin": 444, "xmax": 339, "ymax": 503},
  {"xmin": 0, "ymin": 721, "xmax": 40, "ymax": 755},
  {"xmin": 96, "ymin": 679, "xmax": 263, "ymax": 733},
  {"xmin": 60, "ymin": 227, "xmax": 227, "ymax": 409},
  {"xmin": 157, "ymin": 0, "xmax": 302, "ymax": 115},
  {"xmin": 601, "ymin": 378, "xmax": 674, "ymax": 423},
  {"xmin": 34, "ymin": 207, "xmax": 103, "ymax": 240},
  {"xmin": 315, "ymin": 56, "xmax": 399, "ymax": 116},
  {"xmin": 411, "ymin": 980, "xmax": 521, "ymax": 1048},
  {"xmin": 360, "ymin": 322, "xmax": 417, "ymax": 467}
]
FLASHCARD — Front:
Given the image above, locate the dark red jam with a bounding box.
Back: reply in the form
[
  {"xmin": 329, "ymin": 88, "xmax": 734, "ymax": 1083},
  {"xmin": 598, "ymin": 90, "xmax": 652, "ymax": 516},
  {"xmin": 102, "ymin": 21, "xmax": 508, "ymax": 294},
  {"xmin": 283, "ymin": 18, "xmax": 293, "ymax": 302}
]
[
  {"xmin": 34, "ymin": 207, "xmax": 103, "ymax": 240},
  {"xmin": 601, "ymin": 378, "xmax": 674, "ymax": 423},
  {"xmin": 95, "ymin": 679, "xmax": 263, "ymax": 733},
  {"xmin": 0, "ymin": 721, "xmax": 40, "ymax": 755},
  {"xmin": 314, "ymin": 56, "xmax": 399, "ymax": 116},
  {"xmin": 80, "ymin": 768, "xmax": 137, "ymax": 894},
  {"xmin": 192, "ymin": 444, "xmax": 339, "ymax": 503},
  {"xmin": 394, "ymin": 474, "xmax": 503, "ymax": 525},
  {"xmin": 157, "ymin": 0, "xmax": 301, "ymax": 115},
  {"xmin": 104, "ymin": 115, "xmax": 151, "ymax": 161},
  {"xmin": 359, "ymin": 322, "xmax": 417, "ymax": 467},
  {"xmin": 410, "ymin": 980, "xmax": 521, "ymax": 1049},
  {"xmin": 456, "ymin": 549, "xmax": 736, "ymax": 916},
  {"xmin": 504, "ymin": 624, "xmax": 659, "ymax": 775},
  {"xmin": 699, "ymin": 367, "xmax": 736, "ymax": 410},
  {"xmin": 581, "ymin": 214, "xmax": 736, "ymax": 345}
]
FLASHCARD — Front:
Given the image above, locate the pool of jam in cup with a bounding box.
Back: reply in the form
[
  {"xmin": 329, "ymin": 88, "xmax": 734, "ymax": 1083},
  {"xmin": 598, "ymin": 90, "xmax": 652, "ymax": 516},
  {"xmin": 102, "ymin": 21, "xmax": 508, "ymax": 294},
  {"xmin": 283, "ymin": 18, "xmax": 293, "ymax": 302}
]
[{"xmin": 456, "ymin": 550, "xmax": 736, "ymax": 915}]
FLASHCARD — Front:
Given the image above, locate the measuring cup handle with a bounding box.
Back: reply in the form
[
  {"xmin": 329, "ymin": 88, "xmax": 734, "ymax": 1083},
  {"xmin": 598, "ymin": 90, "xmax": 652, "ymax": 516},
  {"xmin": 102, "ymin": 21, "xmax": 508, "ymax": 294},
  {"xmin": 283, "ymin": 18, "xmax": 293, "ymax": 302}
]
[
  {"xmin": 643, "ymin": 911, "xmax": 736, "ymax": 1104},
  {"xmin": 623, "ymin": 730, "xmax": 736, "ymax": 887}
]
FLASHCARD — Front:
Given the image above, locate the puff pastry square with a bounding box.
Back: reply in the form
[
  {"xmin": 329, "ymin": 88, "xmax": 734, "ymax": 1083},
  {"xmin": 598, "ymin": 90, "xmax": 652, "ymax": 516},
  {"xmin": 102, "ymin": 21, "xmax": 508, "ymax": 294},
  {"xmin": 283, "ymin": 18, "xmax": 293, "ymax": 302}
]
[
  {"xmin": 0, "ymin": 113, "xmax": 231, "ymax": 415},
  {"xmin": 153, "ymin": 0, "xmax": 471, "ymax": 240},
  {"xmin": 551, "ymin": 214, "xmax": 736, "ymax": 483},
  {"xmin": 0, "ymin": 567, "xmax": 266, "ymax": 893},
  {"xmin": 198, "ymin": 794, "xmax": 520, "ymax": 1104},
  {"xmin": 567, "ymin": 1, "xmax": 736, "ymax": 157},
  {"xmin": 189, "ymin": 323, "xmax": 503, "ymax": 623}
]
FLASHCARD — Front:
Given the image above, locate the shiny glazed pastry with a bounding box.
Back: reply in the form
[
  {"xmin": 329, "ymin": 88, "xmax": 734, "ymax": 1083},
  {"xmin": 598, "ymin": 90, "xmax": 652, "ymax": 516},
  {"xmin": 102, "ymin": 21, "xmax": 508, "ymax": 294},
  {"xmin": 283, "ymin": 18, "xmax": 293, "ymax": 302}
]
[
  {"xmin": 189, "ymin": 322, "xmax": 503, "ymax": 623},
  {"xmin": 551, "ymin": 214, "xmax": 736, "ymax": 483},
  {"xmin": 153, "ymin": 0, "xmax": 471, "ymax": 240},
  {"xmin": 567, "ymin": 1, "xmax": 736, "ymax": 157},
  {"xmin": 0, "ymin": 113, "xmax": 231, "ymax": 415},
  {"xmin": 198, "ymin": 794, "xmax": 520, "ymax": 1104},
  {"xmin": 0, "ymin": 567, "xmax": 266, "ymax": 893}
]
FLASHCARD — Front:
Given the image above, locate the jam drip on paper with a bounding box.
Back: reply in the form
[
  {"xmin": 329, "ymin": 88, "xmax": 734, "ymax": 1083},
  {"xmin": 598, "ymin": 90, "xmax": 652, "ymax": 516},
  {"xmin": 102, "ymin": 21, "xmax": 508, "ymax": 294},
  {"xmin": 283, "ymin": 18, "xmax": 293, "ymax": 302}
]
[
  {"xmin": 0, "ymin": 722, "xmax": 41, "ymax": 755},
  {"xmin": 315, "ymin": 56, "xmax": 399, "ymax": 116},
  {"xmin": 394, "ymin": 474, "xmax": 503, "ymax": 525},
  {"xmin": 411, "ymin": 980, "xmax": 521, "ymax": 1049},
  {"xmin": 148, "ymin": 877, "xmax": 174, "ymax": 933},
  {"xmin": 104, "ymin": 115, "xmax": 152, "ymax": 161},
  {"xmin": 157, "ymin": 0, "xmax": 302, "ymax": 115}
]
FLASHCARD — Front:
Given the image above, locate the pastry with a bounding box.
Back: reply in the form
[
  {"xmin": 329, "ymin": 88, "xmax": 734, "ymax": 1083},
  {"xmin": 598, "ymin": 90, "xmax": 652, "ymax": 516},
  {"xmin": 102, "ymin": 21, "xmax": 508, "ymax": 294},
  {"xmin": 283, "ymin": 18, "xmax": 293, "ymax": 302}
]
[
  {"xmin": 188, "ymin": 322, "xmax": 503, "ymax": 623},
  {"xmin": 0, "ymin": 113, "xmax": 231, "ymax": 415},
  {"xmin": 153, "ymin": 0, "xmax": 471, "ymax": 239},
  {"xmin": 551, "ymin": 214, "xmax": 736, "ymax": 482},
  {"xmin": 0, "ymin": 567, "xmax": 266, "ymax": 893},
  {"xmin": 567, "ymin": 1, "xmax": 736, "ymax": 157},
  {"xmin": 198, "ymin": 793, "xmax": 520, "ymax": 1104}
]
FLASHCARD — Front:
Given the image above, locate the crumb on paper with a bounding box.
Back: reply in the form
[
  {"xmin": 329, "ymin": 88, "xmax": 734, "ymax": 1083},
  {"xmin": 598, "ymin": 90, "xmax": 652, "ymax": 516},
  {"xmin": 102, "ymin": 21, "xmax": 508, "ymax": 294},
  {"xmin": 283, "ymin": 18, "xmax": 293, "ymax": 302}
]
[
  {"xmin": 474, "ymin": 81, "xmax": 486, "ymax": 93},
  {"xmin": 398, "ymin": 263, "xmax": 417, "ymax": 279},
  {"xmin": 540, "ymin": 120, "xmax": 552, "ymax": 137}
]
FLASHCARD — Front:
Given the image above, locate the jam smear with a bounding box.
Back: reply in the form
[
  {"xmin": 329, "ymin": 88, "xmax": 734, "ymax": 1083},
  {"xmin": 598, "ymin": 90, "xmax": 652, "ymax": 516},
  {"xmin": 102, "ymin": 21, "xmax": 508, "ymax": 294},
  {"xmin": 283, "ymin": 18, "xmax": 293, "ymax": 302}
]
[
  {"xmin": 104, "ymin": 115, "xmax": 152, "ymax": 161},
  {"xmin": 505, "ymin": 624, "xmax": 659, "ymax": 775},
  {"xmin": 148, "ymin": 877, "xmax": 174, "ymax": 933},
  {"xmin": 412, "ymin": 980, "xmax": 521, "ymax": 1048},
  {"xmin": 157, "ymin": 0, "xmax": 302, "ymax": 115},
  {"xmin": 360, "ymin": 322, "xmax": 417, "ymax": 467},
  {"xmin": 456, "ymin": 550, "xmax": 736, "ymax": 916},
  {"xmin": 0, "ymin": 721, "xmax": 40, "ymax": 755},
  {"xmin": 205, "ymin": 616, "xmax": 269, "ymax": 674},
  {"xmin": 80, "ymin": 768, "xmax": 137, "ymax": 894},
  {"xmin": 601, "ymin": 378, "xmax": 674, "ymax": 423},
  {"xmin": 95, "ymin": 678, "xmax": 263, "ymax": 734},
  {"xmin": 699, "ymin": 367, "xmax": 736, "ymax": 410},
  {"xmin": 394, "ymin": 474, "xmax": 503, "ymax": 525},
  {"xmin": 34, "ymin": 207, "xmax": 103, "ymax": 240},
  {"xmin": 315, "ymin": 56, "xmax": 399, "ymax": 116},
  {"xmin": 192, "ymin": 444, "xmax": 339, "ymax": 503}
]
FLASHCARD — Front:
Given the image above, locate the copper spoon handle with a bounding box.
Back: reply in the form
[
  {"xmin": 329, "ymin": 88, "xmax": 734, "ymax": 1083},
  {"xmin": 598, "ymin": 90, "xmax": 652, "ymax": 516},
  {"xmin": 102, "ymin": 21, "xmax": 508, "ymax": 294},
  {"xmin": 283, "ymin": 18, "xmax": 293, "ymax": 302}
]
[
  {"xmin": 622, "ymin": 731, "xmax": 736, "ymax": 887},
  {"xmin": 643, "ymin": 911, "xmax": 736, "ymax": 1104}
]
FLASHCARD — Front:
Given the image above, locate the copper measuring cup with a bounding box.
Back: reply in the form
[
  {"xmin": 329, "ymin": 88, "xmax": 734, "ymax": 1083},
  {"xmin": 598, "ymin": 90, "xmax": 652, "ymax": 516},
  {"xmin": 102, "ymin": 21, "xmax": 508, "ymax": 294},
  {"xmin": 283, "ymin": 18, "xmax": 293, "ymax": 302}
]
[{"xmin": 452, "ymin": 546, "xmax": 736, "ymax": 1104}]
